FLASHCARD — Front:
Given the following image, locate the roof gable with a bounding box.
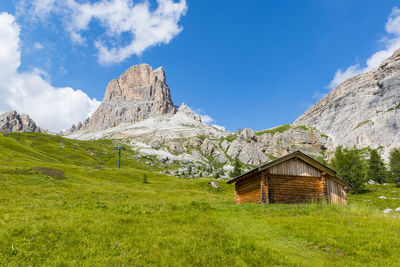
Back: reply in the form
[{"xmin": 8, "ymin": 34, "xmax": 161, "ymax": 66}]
[
  {"xmin": 227, "ymin": 151, "xmax": 342, "ymax": 185},
  {"xmin": 268, "ymin": 157, "xmax": 322, "ymax": 177}
]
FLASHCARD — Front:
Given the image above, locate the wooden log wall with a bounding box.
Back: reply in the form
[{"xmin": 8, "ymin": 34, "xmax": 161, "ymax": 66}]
[
  {"xmin": 234, "ymin": 157, "xmax": 348, "ymax": 205},
  {"xmin": 235, "ymin": 174, "xmax": 261, "ymax": 204},
  {"xmin": 269, "ymin": 175, "xmax": 325, "ymax": 203},
  {"xmin": 326, "ymin": 178, "xmax": 347, "ymax": 205}
]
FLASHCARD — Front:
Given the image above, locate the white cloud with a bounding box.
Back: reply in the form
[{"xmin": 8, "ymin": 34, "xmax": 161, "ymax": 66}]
[
  {"xmin": 211, "ymin": 124, "xmax": 226, "ymax": 131},
  {"xmin": 22, "ymin": 0, "xmax": 187, "ymax": 64},
  {"xmin": 33, "ymin": 41, "xmax": 44, "ymax": 50},
  {"xmin": 328, "ymin": 7, "xmax": 400, "ymax": 89},
  {"xmin": 199, "ymin": 114, "xmax": 214, "ymax": 124},
  {"xmin": 0, "ymin": 12, "xmax": 100, "ymax": 132},
  {"xmin": 193, "ymin": 108, "xmax": 226, "ymax": 131}
]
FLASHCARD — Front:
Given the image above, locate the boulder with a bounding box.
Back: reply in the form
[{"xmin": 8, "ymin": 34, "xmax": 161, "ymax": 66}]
[
  {"xmin": 208, "ymin": 181, "xmax": 220, "ymax": 188},
  {"xmin": 166, "ymin": 141, "xmax": 185, "ymax": 154},
  {"xmin": 214, "ymin": 153, "xmax": 228, "ymax": 163},
  {"xmin": 239, "ymin": 128, "xmax": 257, "ymax": 141},
  {"xmin": 201, "ymin": 139, "xmax": 216, "ymax": 156},
  {"xmin": 383, "ymin": 208, "xmax": 393, "ymax": 213},
  {"xmin": 190, "ymin": 137, "xmax": 203, "ymax": 147},
  {"xmin": 227, "ymin": 140, "xmax": 268, "ymax": 165},
  {"xmin": 220, "ymin": 140, "xmax": 230, "ymax": 151},
  {"xmin": 150, "ymin": 141, "xmax": 162, "ymax": 149}
]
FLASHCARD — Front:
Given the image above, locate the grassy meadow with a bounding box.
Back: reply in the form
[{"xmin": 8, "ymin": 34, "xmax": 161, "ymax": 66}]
[{"xmin": 0, "ymin": 133, "xmax": 400, "ymax": 266}]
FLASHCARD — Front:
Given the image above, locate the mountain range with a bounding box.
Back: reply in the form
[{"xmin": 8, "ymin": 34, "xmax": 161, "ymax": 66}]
[{"xmin": 2, "ymin": 49, "xmax": 400, "ymax": 175}]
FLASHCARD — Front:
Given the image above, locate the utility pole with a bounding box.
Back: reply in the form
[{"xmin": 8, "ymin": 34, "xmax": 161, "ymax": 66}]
[{"xmin": 114, "ymin": 145, "xmax": 126, "ymax": 169}]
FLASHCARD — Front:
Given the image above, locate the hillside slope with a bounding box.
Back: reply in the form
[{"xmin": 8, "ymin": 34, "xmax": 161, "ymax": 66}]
[{"xmin": 1, "ymin": 133, "xmax": 400, "ymax": 265}]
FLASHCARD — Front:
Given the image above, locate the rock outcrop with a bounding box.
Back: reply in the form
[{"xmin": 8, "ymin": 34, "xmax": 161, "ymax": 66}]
[
  {"xmin": 295, "ymin": 49, "xmax": 400, "ymax": 158},
  {"xmin": 227, "ymin": 139, "xmax": 268, "ymax": 165},
  {"xmin": 223, "ymin": 126, "xmax": 327, "ymax": 165},
  {"xmin": 70, "ymin": 64, "xmax": 175, "ymax": 132},
  {"xmin": 0, "ymin": 111, "xmax": 43, "ymax": 133}
]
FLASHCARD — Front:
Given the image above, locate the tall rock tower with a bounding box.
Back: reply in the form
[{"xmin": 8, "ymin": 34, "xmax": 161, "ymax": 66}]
[{"xmin": 77, "ymin": 64, "xmax": 175, "ymax": 131}]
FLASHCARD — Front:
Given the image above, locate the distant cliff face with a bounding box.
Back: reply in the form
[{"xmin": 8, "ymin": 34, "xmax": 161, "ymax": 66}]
[
  {"xmin": 0, "ymin": 111, "xmax": 42, "ymax": 133},
  {"xmin": 295, "ymin": 49, "xmax": 400, "ymax": 157},
  {"xmin": 74, "ymin": 64, "xmax": 175, "ymax": 131}
]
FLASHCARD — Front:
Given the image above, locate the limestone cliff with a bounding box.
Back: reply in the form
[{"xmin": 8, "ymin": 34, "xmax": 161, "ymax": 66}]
[
  {"xmin": 71, "ymin": 64, "xmax": 175, "ymax": 131},
  {"xmin": 0, "ymin": 111, "xmax": 43, "ymax": 133},
  {"xmin": 295, "ymin": 49, "xmax": 400, "ymax": 158}
]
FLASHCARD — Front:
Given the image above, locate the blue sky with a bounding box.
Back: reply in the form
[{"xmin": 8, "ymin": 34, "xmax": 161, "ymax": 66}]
[{"xmin": 0, "ymin": 0, "xmax": 399, "ymax": 131}]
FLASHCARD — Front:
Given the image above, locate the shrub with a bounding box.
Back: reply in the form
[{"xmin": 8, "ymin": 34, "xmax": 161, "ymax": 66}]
[{"xmin": 143, "ymin": 174, "xmax": 149, "ymax": 184}]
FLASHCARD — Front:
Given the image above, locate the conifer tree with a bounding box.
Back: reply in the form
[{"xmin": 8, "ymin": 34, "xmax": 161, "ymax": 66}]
[
  {"xmin": 367, "ymin": 149, "xmax": 387, "ymax": 184},
  {"xmin": 389, "ymin": 148, "xmax": 400, "ymax": 185},
  {"xmin": 230, "ymin": 160, "xmax": 242, "ymax": 178},
  {"xmin": 330, "ymin": 146, "xmax": 366, "ymax": 193}
]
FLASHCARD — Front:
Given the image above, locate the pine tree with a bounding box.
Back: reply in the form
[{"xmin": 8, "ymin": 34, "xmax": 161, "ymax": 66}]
[
  {"xmin": 230, "ymin": 160, "xmax": 242, "ymax": 178},
  {"xmin": 367, "ymin": 149, "xmax": 387, "ymax": 184},
  {"xmin": 330, "ymin": 146, "xmax": 367, "ymax": 193},
  {"xmin": 389, "ymin": 148, "xmax": 400, "ymax": 185},
  {"xmin": 142, "ymin": 174, "xmax": 148, "ymax": 184}
]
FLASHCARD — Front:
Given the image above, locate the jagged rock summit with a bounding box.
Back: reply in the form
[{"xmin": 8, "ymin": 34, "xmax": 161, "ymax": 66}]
[
  {"xmin": 66, "ymin": 63, "xmax": 226, "ymax": 140},
  {"xmin": 295, "ymin": 48, "xmax": 400, "ymax": 158},
  {"xmin": 71, "ymin": 64, "xmax": 175, "ymax": 132},
  {"xmin": 0, "ymin": 111, "xmax": 43, "ymax": 133}
]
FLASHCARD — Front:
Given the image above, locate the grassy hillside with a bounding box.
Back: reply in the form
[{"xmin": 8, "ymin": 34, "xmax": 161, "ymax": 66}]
[{"xmin": 1, "ymin": 133, "xmax": 400, "ymax": 266}]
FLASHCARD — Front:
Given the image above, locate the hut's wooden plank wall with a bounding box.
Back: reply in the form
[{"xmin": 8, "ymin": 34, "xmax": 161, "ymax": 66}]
[
  {"xmin": 269, "ymin": 158, "xmax": 321, "ymax": 177},
  {"xmin": 235, "ymin": 174, "xmax": 261, "ymax": 204},
  {"xmin": 269, "ymin": 175, "xmax": 324, "ymax": 203},
  {"xmin": 326, "ymin": 179, "xmax": 347, "ymax": 205}
]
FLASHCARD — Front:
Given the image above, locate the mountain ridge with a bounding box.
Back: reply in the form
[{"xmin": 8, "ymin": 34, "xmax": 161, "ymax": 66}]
[
  {"xmin": 0, "ymin": 110, "xmax": 44, "ymax": 133},
  {"xmin": 294, "ymin": 48, "xmax": 400, "ymax": 158}
]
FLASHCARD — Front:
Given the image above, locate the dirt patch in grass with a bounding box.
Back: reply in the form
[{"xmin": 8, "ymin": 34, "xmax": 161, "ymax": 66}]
[
  {"xmin": 93, "ymin": 165, "xmax": 104, "ymax": 170},
  {"xmin": 32, "ymin": 167, "xmax": 66, "ymax": 179}
]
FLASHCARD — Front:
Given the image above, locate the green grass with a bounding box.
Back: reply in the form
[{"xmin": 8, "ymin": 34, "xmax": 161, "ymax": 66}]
[
  {"xmin": 354, "ymin": 120, "xmax": 372, "ymax": 130},
  {"xmin": 294, "ymin": 125, "xmax": 309, "ymax": 131},
  {"xmin": 387, "ymin": 103, "xmax": 400, "ymax": 112},
  {"xmin": 1, "ymin": 133, "xmax": 400, "ymax": 266},
  {"xmin": 255, "ymin": 124, "xmax": 292, "ymax": 135}
]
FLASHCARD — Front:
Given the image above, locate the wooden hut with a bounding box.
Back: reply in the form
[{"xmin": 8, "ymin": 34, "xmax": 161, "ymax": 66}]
[{"xmin": 227, "ymin": 151, "xmax": 351, "ymax": 205}]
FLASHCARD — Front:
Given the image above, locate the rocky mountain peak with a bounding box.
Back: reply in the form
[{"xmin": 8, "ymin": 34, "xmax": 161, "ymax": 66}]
[
  {"xmin": 104, "ymin": 64, "xmax": 168, "ymax": 103},
  {"xmin": 0, "ymin": 110, "xmax": 43, "ymax": 133},
  {"xmin": 176, "ymin": 103, "xmax": 202, "ymax": 122},
  {"xmin": 76, "ymin": 63, "xmax": 175, "ymax": 131}
]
